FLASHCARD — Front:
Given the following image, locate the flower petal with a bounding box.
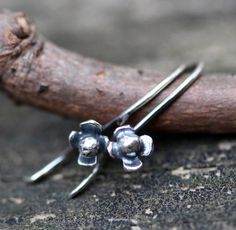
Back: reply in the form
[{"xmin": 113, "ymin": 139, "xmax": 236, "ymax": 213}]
[
  {"xmin": 122, "ymin": 156, "xmax": 142, "ymax": 171},
  {"xmin": 80, "ymin": 120, "xmax": 102, "ymax": 134},
  {"xmin": 140, "ymin": 135, "xmax": 153, "ymax": 156},
  {"xmin": 69, "ymin": 131, "xmax": 81, "ymax": 149},
  {"xmin": 78, "ymin": 154, "xmax": 97, "ymax": 166}
]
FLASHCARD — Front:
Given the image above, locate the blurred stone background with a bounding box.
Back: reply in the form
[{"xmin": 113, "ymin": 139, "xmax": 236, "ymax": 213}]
[{"xmin": 0, "ymin": 1, "xmax": 236, "ymax": 229}]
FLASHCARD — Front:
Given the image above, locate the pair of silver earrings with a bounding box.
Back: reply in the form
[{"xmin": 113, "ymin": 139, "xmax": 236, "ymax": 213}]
[{"xmin": 26, "ymin": 63, "xmax": 204, "ymax": 198}]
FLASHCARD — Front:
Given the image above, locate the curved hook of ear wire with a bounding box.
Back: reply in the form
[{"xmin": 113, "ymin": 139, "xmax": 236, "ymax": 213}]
[
  {"xmin": 26, "ymin": 62, "xmax": 204, "ymax": 198},
  {"xmin": 107, "ymin": 62, "xmax": 204, "ymax": 171},
  {"xmin": 68, "ymin": 62, "xmax": 204, "ymax": 198}
]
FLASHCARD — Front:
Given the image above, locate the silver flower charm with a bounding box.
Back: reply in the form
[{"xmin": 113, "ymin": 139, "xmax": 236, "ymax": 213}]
[
  {"xmin": 107, "ymin": 125, "xmax": 153, "ymax": 171},
  {"xmin": 69, "ymin": 120, "xmax": 109, "ymax": 166}
]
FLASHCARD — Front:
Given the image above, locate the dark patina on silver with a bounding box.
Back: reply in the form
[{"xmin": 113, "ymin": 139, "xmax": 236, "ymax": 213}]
[
  {"xmin": 107, "ymin": 125, "xmax": 153, "ymax": 171},
  {"xmin": 69, "ymin": 120, "xmax": 109, "ymax": 166}
]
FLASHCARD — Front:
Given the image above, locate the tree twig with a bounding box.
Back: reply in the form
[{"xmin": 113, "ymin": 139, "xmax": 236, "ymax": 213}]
[{"xmin": 0, "ymin": 11, "xmax": 236, "ymax": 133}]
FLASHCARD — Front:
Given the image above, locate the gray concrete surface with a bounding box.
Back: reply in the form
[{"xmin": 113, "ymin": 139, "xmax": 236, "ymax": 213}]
[{"xmin": 0, "ymin": 1, "xmax": 236, "ymax": 229}]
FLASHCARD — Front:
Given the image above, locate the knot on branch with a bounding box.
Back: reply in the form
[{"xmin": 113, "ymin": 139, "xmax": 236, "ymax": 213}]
[{"xmin": 0, "ymin": 11, "xmax": 42, "ymax": 78}]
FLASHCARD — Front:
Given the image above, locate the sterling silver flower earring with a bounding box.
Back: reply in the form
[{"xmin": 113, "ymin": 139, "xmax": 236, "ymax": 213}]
[{"xmin": 26, "ymin": 62, "xmax": 204, "ymax": 198}]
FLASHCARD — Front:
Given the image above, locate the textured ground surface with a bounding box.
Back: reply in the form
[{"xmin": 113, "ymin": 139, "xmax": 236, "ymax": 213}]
[{"xmin": 1, "ymin": 1, "xmax": 236, "ymax": 229}]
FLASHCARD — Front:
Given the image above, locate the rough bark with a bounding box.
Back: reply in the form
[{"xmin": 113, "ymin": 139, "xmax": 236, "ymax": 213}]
[{"xmin": 0, "ymin": 11, "xmax": 236, "ymax": 133}]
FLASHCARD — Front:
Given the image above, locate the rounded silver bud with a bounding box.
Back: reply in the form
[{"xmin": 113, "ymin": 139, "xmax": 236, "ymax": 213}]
[
  {"xmin": 119, "ymin": 135, "xmax": 140, "ymax": 153},
  {"xmin": 79, "ymin": 136, "xmax": 99, "ymax": 156}
]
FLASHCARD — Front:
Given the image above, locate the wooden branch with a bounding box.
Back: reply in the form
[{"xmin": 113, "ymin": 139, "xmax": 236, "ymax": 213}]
[{"xmin": 0, "ymin": 11, "xmax": 236, "ymax": 133}]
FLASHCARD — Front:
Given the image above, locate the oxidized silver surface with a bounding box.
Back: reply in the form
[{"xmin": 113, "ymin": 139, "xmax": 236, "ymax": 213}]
[
  {"xmin": 69, "ymin": 120, "xmax": 109, "ymax": 166},
  {"xmin": 107, "ymin": 125, "xmax": 153, "ymax": 171}
]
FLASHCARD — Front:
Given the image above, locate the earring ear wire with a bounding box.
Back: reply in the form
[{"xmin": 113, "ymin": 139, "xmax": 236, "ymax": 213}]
[
  {"xmin": 26, "ymin": 62, "xmax": 204, "ymax": 199},
  {"xmin": 69, "ymin": 62, "xmax": 203, "ymax": 198},
  {"xmin": 107, "ymin": 63, "xmax": 204, "ymax": 172}
]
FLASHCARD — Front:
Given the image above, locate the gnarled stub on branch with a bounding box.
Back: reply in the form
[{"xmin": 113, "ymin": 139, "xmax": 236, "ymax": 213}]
[{"xmin": 0, "ymin": 10, "xmax": 236, "ymax": 133}]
